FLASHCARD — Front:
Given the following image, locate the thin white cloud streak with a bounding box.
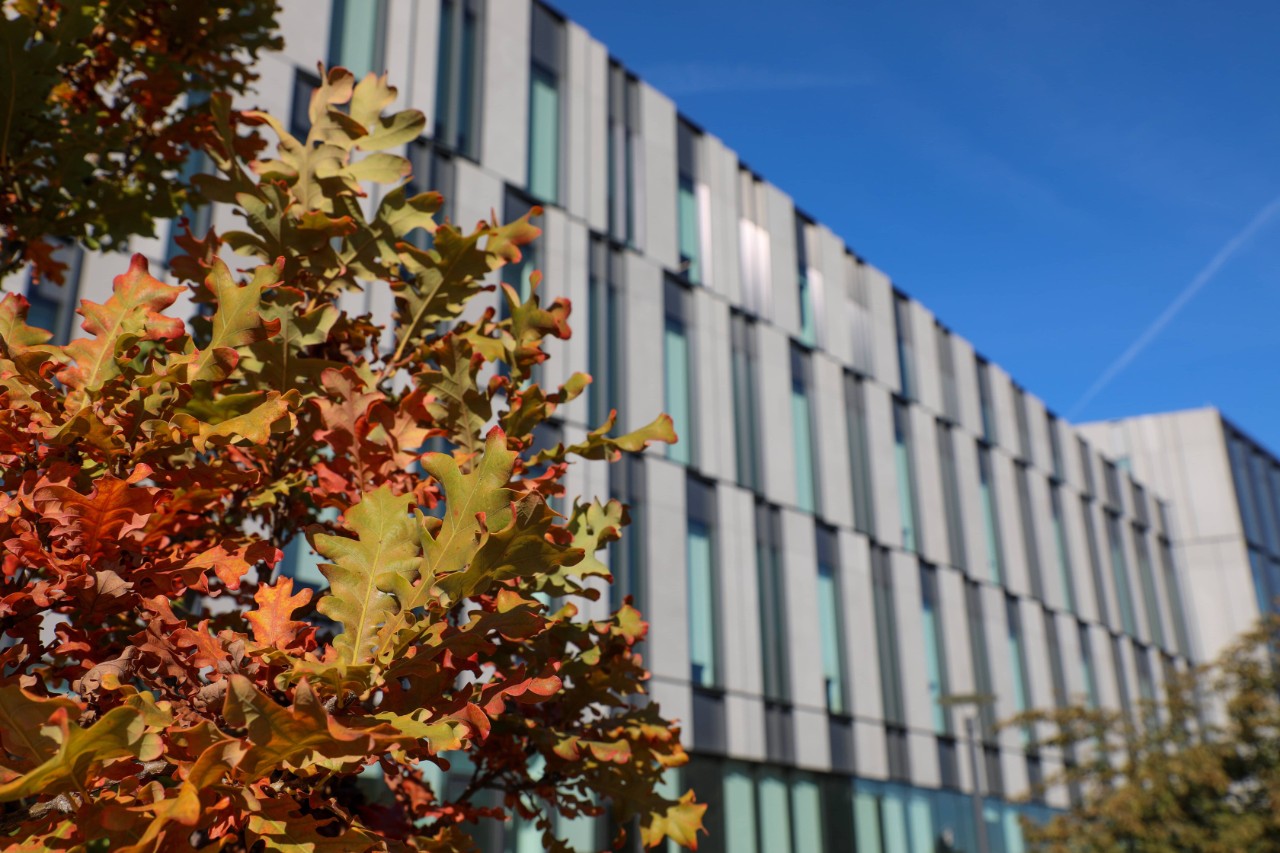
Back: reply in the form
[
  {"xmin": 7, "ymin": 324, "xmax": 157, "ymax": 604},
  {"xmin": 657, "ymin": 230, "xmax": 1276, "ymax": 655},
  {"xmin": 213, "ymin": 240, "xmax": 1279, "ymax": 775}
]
[{"xmin": 1068, "ymin": 194, "xmax": 1280, "ymax": 419}]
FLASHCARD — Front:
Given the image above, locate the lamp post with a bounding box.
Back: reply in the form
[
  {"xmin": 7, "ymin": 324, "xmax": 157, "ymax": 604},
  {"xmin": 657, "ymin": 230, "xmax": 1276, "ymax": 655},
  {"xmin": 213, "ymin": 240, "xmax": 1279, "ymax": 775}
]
[{"xmin": 941, "ymin": 693, "xmax": 996, "ymax": 853}]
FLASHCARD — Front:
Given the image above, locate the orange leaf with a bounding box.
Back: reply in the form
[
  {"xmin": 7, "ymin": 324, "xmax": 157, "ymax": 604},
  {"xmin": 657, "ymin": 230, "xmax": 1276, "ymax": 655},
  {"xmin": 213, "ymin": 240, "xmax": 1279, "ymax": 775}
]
[{"xmin": 246, "ymin": 577, "xmax": 313, "ymax": 651}]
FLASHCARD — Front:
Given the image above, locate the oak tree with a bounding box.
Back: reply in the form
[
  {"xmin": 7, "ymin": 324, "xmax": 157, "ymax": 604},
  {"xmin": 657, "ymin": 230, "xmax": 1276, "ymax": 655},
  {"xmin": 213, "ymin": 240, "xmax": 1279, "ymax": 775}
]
[{"xmin": 0, "ymin": 66, "xmax": 705, "ymax": 851}]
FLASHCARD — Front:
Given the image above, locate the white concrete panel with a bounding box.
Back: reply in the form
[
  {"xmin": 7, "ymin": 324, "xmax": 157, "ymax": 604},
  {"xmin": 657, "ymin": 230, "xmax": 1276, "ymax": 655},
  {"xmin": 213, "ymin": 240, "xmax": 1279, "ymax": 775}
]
[
  {"xmin": 691, "ymin": 289, "xmax": 735, "ymax": 483},
  {"xmin": 757, "ymin": 324, "xmax": 798, "ymax": 508},
  {"xmin": 864, "ymin": 264, "xmax": 900, "ymax": 394},
  {"xmin": 815, "ymin": 227, "xmax": 852, "ymax": 366},
  {"xmin": 952, "ymin": 336, "xmax": 984, "ymax": 439},
  {"xmin": 407, "ymin": 0, "xmax": 441, "ymax": 118},
  {"xmin": 910, "ymin": 406, "xmax": 950, "ymax": 566},
  {"xmin": 1060, "ymin": 422, "xmax": 1087, "ymax": 495},
  {"xmin": 764, "ymin": 184, "xmax": 799, "ymax": 337},
  {"xmin": 1019, "ymin": 598, "xmax": 1056, "ymax": 744},
  {"xmin": 481, "ymin": 0, "xmax": 531, "ymax": 187},
  {"xmin": 277, "ymin": 0, "xmax": 330, "ymax": 71},
  {"xmin": 621, "ymin": 253, "xmax": 665, "ymax": 434},
  {"xmin": 794, "ymin": 707, "xmax": 831, "ymax": 772},
  {"xmin": 891, "ymin": 552, "xmax": 934, "ymax": 736},
  {"xmin": 639, "ymin": 84, "xmax": 678, "ymax": 271},
  {"xmin": 1088, "ymin": 623, "xmax": 1121, "ymax": 714},
  {"xmin": 1118, "ymin": 522, "xmax": 1150, "ymax": 644},
  {"xmin": 840, "ymin": 531, "xmax": 883, "ymax": 722},
  {"xmin": 1028, "ymin": 471, "xmax": 1063, "ymax": 611},
  {"xmin": 584, "ymin": 40, "xmax": 609, "ymax": 233},
  {"xmin": 1024, "ymin": 393, "xmax": 1052, "ymax": 475},
  {"xmin": 642, "ymin": 456, "xmax": 689, "ymax": 684},
  {"xmin": 864, "ymin": 382, "xmax": 902, "ymax": 549},
  {"xmin": 725, "ymin": 694, "xmax": 767, "ymax": 762},
  {"xmin": 1061, "ymin": 487, "xmax": 1100, "ymax": 623},
  {"xmin": 979, "ymin": 585, "xmax": 1021, "ymax": 755},
  {"xmin": 562, "ymin": 23, "xmax": 592, "ymax": 222},
  {"xmin": 1056, "ymin": 611, "xmax": 1088, "ymax": 706},
  {"xmin": 781, "ymin": 510, "xmax": 826, "ymax": 711},
  {"xmin": 451, "ymin": 159, "xmax": 505, "ymax": 322},
  {"xmin": 954, "ymin": 430, "xmax": 995, "ymax": 581},
  {"xmin": 718, "ymin": 485, "xmax": 762, "ymax": 697},
  {"xmin": 813, "ymin": 354, "xmax": 855, "ymax": 529},
  {"xmin": 937, "ymin": 567, "xmax": 975, "ymax": 711},
  {"xmin": 908, "ymin": 730, "xmax": 941, "ymax": 789},
  {"xmin": 650, "ymin": 678, "xmax": 693, "ymax": 752},
  {"xmin": 855, "ymin": 719, "xmax": 889, "ymax": 781},
  {"xmin": 704, "ymin": 136, "xmax": 741, "ymax": 304},
  {"xmin": 1001, "ymin": 746, "xmax": 1030, "ymax": 800},
  {"xmin": 537, "ymin": 207, "xmax": 572, "ymax": 391},
  {"xmin": 988, "ymin": 364, "xmax": 1021, "ymax": 459},
  {"xmin": 910, "ymin": 302, "xmax": 943, "ymax": 416}
]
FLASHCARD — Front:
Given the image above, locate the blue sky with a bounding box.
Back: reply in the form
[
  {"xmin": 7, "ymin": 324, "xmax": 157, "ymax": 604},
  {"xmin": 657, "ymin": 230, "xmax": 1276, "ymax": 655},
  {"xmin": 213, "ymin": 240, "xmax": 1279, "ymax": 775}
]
[{"xmin": 552, "ymin": 0, "xmax": 1280, "ymax": 449}]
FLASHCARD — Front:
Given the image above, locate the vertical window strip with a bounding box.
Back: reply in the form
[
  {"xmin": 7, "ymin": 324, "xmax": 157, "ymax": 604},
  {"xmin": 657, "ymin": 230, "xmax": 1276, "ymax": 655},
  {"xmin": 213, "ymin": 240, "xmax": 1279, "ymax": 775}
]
[
  {"xmin": 1005, "ymin": 596, "xmax": 1032, "ymax": 743},
  {"xmin": 978, "ymin": 447, "xmax": 1003, "ymax": 583},
  {"xmin": 894, "ymin": 295, "xmax": 915, "ymax": 401},
  {"xmin": 606, "ymin": 64, "xmax": 639, "ymax": 245},
  {"xmin": 1159, "ymin": 537, "xmax": 1191, "ymax": 656},
  {"xmin": 731, "ymin": 314, "xmax": 762, "ymax": 491},
  {"xmin": 1133, "ymin": 528, "xmax": 1166, "ymax": 648},
  {"xmin": 756, "ymin": 504, "xmax": 789, "ymax": 703},
  {"xmin": 1078, "ymin": 623, "xmax": 1099, "ymax": 708},
  {"xmin": 677, "ymin": 120, "xmax": 702, "ymax": 284},
  {"xmin": 1080, "ymin": 497, "xmax": 1110, "ymax": 624},
  {"xmin": 527, "ymin": 5, "xmax": 563, "ymax": 203},
  {"xmin": 1106, "ymin": 513, "xmax": 1138, "ymax": 634},
  {"xmin": 791, "ymin": 346, "xmax": 818, "ymax": 514},
  {"xmin": 1016, "ymin": 464, "xmax": 1043, "ymax": 598},
  {"xmin": 1043, "ymin": 610, "xmax": 1068, "ymax": 709},
  {"xmin": 795, "ymin": 215, "xmax": 816, "ymax": 346},
  {"xmin": 1050, "ymin": 486, "xmax": 1076, "ymax": 613},
  {"xmin": 937, "ymin": 423, "xmax": 967, "ymax": 571},
  {"xmin": 977, "ymin": 359, "xmax": 997, "ymax": 445},
  {"xmin": 663, "ymin": 280, "xmax": 694, "ymax": 466},
  {"xmin": 816, "ymin": 526, "xmax": 847, "ymax": 714},
  {"xmin": 329, "ymin": 0, "xmax": 385, "ymax": 79},
  {"xmin": 844, "ymin": 373, "xmax": 875, "ymax": 535},
  {"xmin": 608, "ymin": 455, "xmax": 644, "ymax": 612},
  {"xmin": 872, "ymin": 548, "xmax": 905, "ymax": 726},
  {"xmin": 920, "ymin": 565, "xmax": 950, "ymax": 734},
  {"xmin": 965, "ymin": 581, "xmax": 997, "ymax": 735},
  {"xmin": 893, "ymin": 401, "xmax": 919, "ymax": 553},
  {"xmin": 687, "ymin": 478, "xmax": 718, "ymax": 688}
]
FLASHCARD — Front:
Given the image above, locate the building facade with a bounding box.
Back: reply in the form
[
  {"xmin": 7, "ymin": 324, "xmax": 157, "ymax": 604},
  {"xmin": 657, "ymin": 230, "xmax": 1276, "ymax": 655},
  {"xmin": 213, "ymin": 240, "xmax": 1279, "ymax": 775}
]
[
  {"xmin": 1082, "ymin": 408, "xmax": 1280, "ymax": 666},
  {"xmin": 4, "ymin": 1, "xmax": 1199, "ymax": 850}
]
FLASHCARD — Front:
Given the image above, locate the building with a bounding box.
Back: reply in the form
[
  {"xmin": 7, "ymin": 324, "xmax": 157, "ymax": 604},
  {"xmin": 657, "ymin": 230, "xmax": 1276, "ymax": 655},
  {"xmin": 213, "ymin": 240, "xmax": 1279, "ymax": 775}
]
[
  {"xmin": 1081, "ymin": 408, "xmax": 1280, "ymax": 665},
  {"xmin": 3, "ymin": 1, "xmax": 1200, "ymax": 850}
]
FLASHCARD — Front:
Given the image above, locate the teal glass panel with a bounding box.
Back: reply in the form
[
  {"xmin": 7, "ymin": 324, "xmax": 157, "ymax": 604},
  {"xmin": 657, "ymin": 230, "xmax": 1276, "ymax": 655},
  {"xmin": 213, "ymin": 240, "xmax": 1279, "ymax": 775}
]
[
  {"xmin": 907, "ymin": 792, "xmax": 934, "ymax": 853},
  {"xmin": 895, "ymin": 415, "xmax": 917, "ymax": 553},
  {"xmin": 758, "ymin": 770, "xmax": 792, "ymax": 853},
  {"xmin": 678, "ymin": 176, "xmax": 701, "ymax": 283},
  {"xmin": 528, "ymin": 66, "xmax": 560, "ymax": 203},
  {"xmin": 281, "ymin": 506, "xmax": 339, "ymax": 587},
  {"xmin": 724, "ymin": 768, "xmax": 758, "ymax": 853},
  {"xmin": 979, "ymin": 453, "xmax": 1002, "ymax": 583},
  {"xmin": 817, "ymin": 563, "xmax": 845, "ymax": 714},
  {"xmin": 434, "ymin": 0, "xmax": 455, "ymax": 139},
  {"xmin": 556, "ymin": 813, "xmax": 597, "ymax": 852},
  {"xmin": 922, "ymin": 592, "xmax": 947, "ymax": 734},
  {"xmin": 1002, "ymin": 805, "xmax": 1027, "ymax": 853},
  {"xmin": 331, "ymin": 0, "xmax": 380, "ymax": 78},
  {"xmin": 855, "ymin": 791, "xmax": 882, "ymax": 853},
  {"xmin": 798, "ymin": 271, "xmax": 816, "ymax": 345},
  {"xmin": 790, "ymin": 776, "xmax": 823, "ymax": 851},
  {"xmin": 1107, "ymin": 516, "xmax": 1138, "ymax": 633},
  {"xmin": 881, "ymin": 791, "xmax": 910, "ymax": 853},
  {"xmin": 688, "ymin": 520, "xmax": 716, "ymax": 687},
  {"xmin": 1051, "ymin": 494, "xmax": 1076, "ymax": 613},
  {"xmin": 1135, "ymin": 536, "xmax": 1165, "ymax": 646},
  {"xmin": 664, "ymin": 318, "xmax": 692, "ymax": 465},
  {"xmin": 792, "ymin": 383, "xmax": 816, "ymax": 513}
]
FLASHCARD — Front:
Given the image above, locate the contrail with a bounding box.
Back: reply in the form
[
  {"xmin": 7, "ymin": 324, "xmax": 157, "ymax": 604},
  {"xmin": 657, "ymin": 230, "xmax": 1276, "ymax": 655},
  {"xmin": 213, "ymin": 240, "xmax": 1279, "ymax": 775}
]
[{"xmin": 1068, "ymin": 194, "xmax": 1280, "ymax": 419}]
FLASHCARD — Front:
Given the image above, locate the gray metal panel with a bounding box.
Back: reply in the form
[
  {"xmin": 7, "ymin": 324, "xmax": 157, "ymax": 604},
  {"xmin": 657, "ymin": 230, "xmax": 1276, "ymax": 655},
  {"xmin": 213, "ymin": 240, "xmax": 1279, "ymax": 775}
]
[
  {"xmin": 691, "ymin": 288, "xmax": 736, "ymax": 483},
  {"xmin": 813, "ymin": 353, "xmax": 855, "ymax": 529},
  {"xmin": 480, "ymin": 0, "xmax": 530, "ymax": 186},
  {"xmin": 639, "ymin": 84, "xmax": 678, "ymax": 270},
  {"xmin": 756, "ymin": 323, "xmax": 798, "ymax": 508},
  {"xmin": 704, "ymin": 135, "xmax": 741, "ymax": 303},
  {"xmin": 621, "ymin": 253, "xmax": 665, "ymax": 434},
  {"xmin": 763, "ymin": 183, "xmax": 799, "ymax": 337}
]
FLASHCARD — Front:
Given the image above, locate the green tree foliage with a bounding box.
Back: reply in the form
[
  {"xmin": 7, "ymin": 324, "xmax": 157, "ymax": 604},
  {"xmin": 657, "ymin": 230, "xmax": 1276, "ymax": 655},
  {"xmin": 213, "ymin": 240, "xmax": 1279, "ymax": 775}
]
[
  {"xmin": 0, "ymin": 66, "xmax": 704, "ymax": 851},
  {"xmin": 1018, "ymin": 619, "xmax": 1280, "ymax": 852},
  {"xmin": 0, "ymin": 0, "xmax": 282, "ymax": 283}
]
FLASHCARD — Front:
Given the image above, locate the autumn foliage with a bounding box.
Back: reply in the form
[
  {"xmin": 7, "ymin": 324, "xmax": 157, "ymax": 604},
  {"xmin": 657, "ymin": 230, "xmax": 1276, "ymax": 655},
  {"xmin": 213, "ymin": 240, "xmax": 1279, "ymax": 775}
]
[{"xmin": 0, "ymin": 66, "xmax": 705, "ymax": 851}]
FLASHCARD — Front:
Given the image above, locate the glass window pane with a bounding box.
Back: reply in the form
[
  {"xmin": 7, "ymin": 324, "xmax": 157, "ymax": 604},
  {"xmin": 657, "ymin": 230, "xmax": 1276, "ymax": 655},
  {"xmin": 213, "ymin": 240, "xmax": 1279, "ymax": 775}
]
[
  {"xmin": 979, "ymin": 449, "xmax": 1002, "ymax": 582},
  {"xmin": 664, "ymin": 316, "xmax": 691, "ymax": 466},
  {"xmin": 907, "ymin": 792, "xmax": 934, "ymax": 853},
  {"xmin": 688, "ymin": 519, "xmax": 716, "ymax": 687},
  {"xmin": 678, "ymin": 176, "xmax": 701, "ymax": 283},
  {"xmin": 330, "ymin": 0, "xmax": 382, "ymax": 78},
  {"xmin": 881, "ymin": 790, "xmax": 910, "ymax": 853},
  {"xmin": 792, "ymin": 349, "xmax": 817, "ymax": 513},
  {"xmin": 528, "ymin": 66, "xmax": 560, "ymax": 203},
  {"xmin": 895, "ymin": 403, "xmax": 918, "ymax": 553},
  {"xmin": 758, "ymin": 771, "xmax": 793, "ymax": 853},
  {"xmin": 855, "ymin": 790, "xmax": 883, "ymax": 853},
  {"xmin": 790, "ymin": 775, "xmax": 823, "ymax": 852},
  {"xmin": 817, "ymin": 538, "xmax": 846, "ymax": 713},
  {"xmin": 724, "ymin": 767, "xmax": 758, "ymax": 853}
]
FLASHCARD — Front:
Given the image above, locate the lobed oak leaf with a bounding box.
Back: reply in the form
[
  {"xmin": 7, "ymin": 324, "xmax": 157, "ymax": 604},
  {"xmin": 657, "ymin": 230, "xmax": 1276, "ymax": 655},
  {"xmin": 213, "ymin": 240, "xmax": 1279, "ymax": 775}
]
[
  {"xmin": 185, "ymin": 259, "xmax": 283, "ymax": 383},
  {"xmin": 33, "ymin": 465, "xmax": 163, "ymax": 561},
  {"xmin": 639, "ymin": 791, "xmax": 707, "ymax": 851},
  {"xmin": 247, "ymin": 577, "xmax": 314, "ymax": 651}
]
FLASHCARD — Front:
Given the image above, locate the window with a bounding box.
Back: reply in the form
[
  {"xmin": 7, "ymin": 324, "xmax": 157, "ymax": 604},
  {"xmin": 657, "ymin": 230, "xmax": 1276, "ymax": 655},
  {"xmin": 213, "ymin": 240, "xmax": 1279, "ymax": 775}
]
[
  {"xmin": 1133, "ymin": 528, "xmax": 1166, "ymax": 647},
  {"xmin": 893, "ymin": 400, "xmax": 919, "ymax": 553},
  {"xmin": 795, "ymin": 214, "xmax": 816, "ymax": 345},
  {"xmin": 872, "ymin": 547, "xmax": 905, "ymax": 727},
  {"xmin": 677, "ymin": 120, "xmax": 703, "ymax": 284},
  {"xmin": 23, "ymin": 243, "xmax": 83, "ymax": 345},
  {"xmin": 976, "ymin": 358, "xmax": 996, "ymax": 444},
  {"xmin": 1044, "ymin": 610, "xmax": 1068, "ymax": 709},
  {"xmin": 1078, "ymin": 437, "xmax": 1097, "ymax": 497},
  {"xmin": 1103, "ymin": 459, "xmax": 1123, "ymax": 512},
  {"xmin": 1106, "ymin": 512, "xmax": 1138, "ymax": 634},
  {"xmin": 406, "ymin": 138, "xmax": 457, "ymax": 235},
  {"xmin": 965, "ymin": 580, "xmax": 996, "ymax": 735},
  {"xmin": 920, "ymin": 565, "xmax": 950, "ymax": 734},
  {"xmin": 844, "ymin": 373, "xmax": 875, "ymax": 536},
  {"xmin": 937, "ymin": 422, "xmax": 966, "ymax": 571},
  {"xmin": 731, "ymin": 313, "xmax": 762, "ymax": 491},
  {"xmin": 791, "ymin": 346, "xmax": 818, "ymax": 514},
  {"xmin": 1159, "ymin": 537, "xmax": 1191, "ymax": 656},
  {"xmin": 434, "ymin": 0, "xmax": 481, "ymax": 158},
  {"xmin": 608, "ymin": 454, "xmax": 645, "ymax": 612},
  {"xmin": 816, "ymin": 526, "xmax": 847, "ymax": 714},
  {"xmin": 1078, "ymin": 623, "xmax": 1099, "ymax": 708},
  {"xmin": 1016, "ymin": 464, "xmax": 1044, "ymax": 598},
  {"xmin": 281, "ymin": 507, "xmax": 340, "ymax": 589},
  {"xmin": 587, "ymin": 236, "xmax": 623, "ymax": 426},
  {"xmin": 1111, "ymin": 636, "xmax": 1133, "ymax": 716},
  {"xmin": 329, "ymin": 0, "xmax": 387, "ymax": 79},
  {"xmin": 1006, "ymin": 596, "xmax": 1031, "ymax": 741},
  {"xmin": 165, "ymin": 147, "xmax": 213, "ymax": 270},
  {"xmin": 664, "ymin": 279, "xmax": 695, "ymax": 466},
  {"xmin": 1249, "ymin": 547, "xmax": 1272, "ymax": 614},
  {"xmin": 1047, "ymin": 414, "xmax": 1065, "ymax": 481},
  {"xmin": 1050, "ymin": 486, "xmax": 1077, "ymax": 612},
  {"xmin": 937, "ymin": 324, "xmax": 960, "ymax": 422},
  {"xmin": 527, "ymin": 4, "xmax": 564, "ymax": 203},
  {"xmin": 894, "ymin": 294, "xmax": 915, "ymax": 401},
  {"xmin": 501, "ymin": 188, "xmax": 542, "ymax": 302},
  {"xmin": 978, "ymin": 446, "xmax": 1003, "ymax": 583},
  {"xmin": 607, "ymin": 63, "xmax": 641, "ymax": 245},
  {"xmin": 687, "ymin": 477, "xmax": 718, "ymax": 687},
  {"xmin": 289, "ymin": 67, "xmax": 322, "ymax": 140},
  {"xmin": 1013, "ymin": 386, "xmax": 1032, "ymax": 462},
  {"xmin": 756, "ymin": 503, "xmax": 789, "ymax": 703},
  {"xmin": 1080, "ymin": 497, "xmax": 1110, "ymax": 624}
]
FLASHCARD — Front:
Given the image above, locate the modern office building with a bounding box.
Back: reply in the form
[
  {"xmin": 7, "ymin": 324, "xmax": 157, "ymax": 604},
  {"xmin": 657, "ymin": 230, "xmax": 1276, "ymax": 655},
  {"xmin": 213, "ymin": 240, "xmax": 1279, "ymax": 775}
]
[
  {"xmin": 3, "ymin": 1, "xmax": 1201, "ymax": 850},
  {"xmin": 1081, "ymin": 408, "xmax": 1280, "ymax": 665}
]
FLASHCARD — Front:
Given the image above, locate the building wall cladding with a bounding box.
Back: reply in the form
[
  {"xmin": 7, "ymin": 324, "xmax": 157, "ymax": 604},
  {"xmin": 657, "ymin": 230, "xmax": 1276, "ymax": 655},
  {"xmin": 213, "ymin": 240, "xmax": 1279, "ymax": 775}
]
[
  {"xmin": 1083, "ymin": 408, "xmax": 1280, "ymax": 668},
  {"xmin": 3, "ymin": 1, "xmax": 1198, "ymax": 850}
]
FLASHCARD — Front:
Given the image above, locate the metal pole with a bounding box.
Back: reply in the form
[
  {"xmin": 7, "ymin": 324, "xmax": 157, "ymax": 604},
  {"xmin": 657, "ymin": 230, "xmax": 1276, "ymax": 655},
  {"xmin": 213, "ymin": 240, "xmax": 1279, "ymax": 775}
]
[{"xmin": 967, "ymin": 715, "xmax": 990, "ymax": 853}]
